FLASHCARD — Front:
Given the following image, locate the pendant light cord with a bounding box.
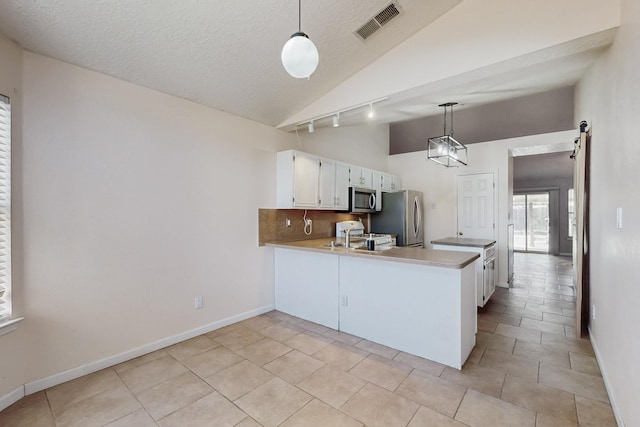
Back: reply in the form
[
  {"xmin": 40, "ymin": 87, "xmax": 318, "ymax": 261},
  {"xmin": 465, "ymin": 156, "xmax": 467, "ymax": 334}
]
[
  {"xmin": 450, "ymin": 104, "xmax": 454, "ymax": 137},
  {"xmin": 443, "ymin": 104, "xmax": 447, "ymax": 136},
  {"xmin": 298, "ymin": 0, "xmax": 301, "ymax": 32}
]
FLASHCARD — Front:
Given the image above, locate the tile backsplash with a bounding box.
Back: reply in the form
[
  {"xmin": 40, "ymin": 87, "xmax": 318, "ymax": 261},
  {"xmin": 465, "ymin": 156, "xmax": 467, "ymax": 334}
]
[{"xmin": 258, "ymin": 209, "xmax": 368, "ymax": 246}]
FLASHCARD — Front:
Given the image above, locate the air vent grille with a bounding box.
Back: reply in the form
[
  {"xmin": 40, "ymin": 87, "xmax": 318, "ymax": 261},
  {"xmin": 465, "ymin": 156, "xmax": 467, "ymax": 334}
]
[
  {"xmin": 375, "ymin": 3, "xmax": 400, "ymax": 26},
  {"xmin": 354, "ymin": 2, "xmax": 402, "ymax": 41}
]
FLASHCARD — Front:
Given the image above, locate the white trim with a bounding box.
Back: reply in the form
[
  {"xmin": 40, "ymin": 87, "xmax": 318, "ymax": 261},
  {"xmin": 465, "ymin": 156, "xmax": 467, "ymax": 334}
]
[
  {"xmin": 24, "ymin": 304, "xmax": 274, "ymax": 395},
  {"xmin": 559, "ymin": 252, "xmax": 572, "ymax": 257},
  {"xmin": 589, "ymin": 326, "xmax": 625, "ymax": 427},
  {"xmin": 0, "ymin": 317, "xmax": 24, "ymax": 337},
  {"xmin": 498, "ymin": 281, "xmax": 510, "ymax": 288},
  {"xmin": 0, "ymin": 385, "xmax": 25, "ymax": 412}
]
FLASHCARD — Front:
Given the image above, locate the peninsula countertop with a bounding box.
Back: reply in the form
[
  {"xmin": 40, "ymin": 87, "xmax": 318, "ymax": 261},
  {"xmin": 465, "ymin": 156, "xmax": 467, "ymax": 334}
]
[
  {"xmin": 431, "ymin": 237, "xmax": 496, "ymax": 249},
  {"xmin": 266, "ymin": 238, "xmax": 479, "ymax": 269}
]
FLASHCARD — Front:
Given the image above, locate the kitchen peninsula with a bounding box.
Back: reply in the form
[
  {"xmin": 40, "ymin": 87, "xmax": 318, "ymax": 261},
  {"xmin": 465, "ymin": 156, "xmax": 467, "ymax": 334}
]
[{"xmin": 267, "ymin": 238, "xmax": 479, "ymax": 369}]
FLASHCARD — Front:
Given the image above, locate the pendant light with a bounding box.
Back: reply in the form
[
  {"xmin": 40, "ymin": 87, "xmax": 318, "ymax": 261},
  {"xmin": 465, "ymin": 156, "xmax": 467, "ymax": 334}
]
[
  {"xmin": 427, "ymin": 102, "xmax": 468, "ymax": 167},
  {"xmin": 281, "ymin": 0, "xmax": 319, "ymax": 79}
]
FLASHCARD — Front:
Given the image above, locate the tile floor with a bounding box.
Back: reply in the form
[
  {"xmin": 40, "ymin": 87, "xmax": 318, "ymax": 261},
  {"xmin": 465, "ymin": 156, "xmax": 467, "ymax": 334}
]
[{"xmin": 0, "ymin": 253, "xmax": 618, "ymax": 426}]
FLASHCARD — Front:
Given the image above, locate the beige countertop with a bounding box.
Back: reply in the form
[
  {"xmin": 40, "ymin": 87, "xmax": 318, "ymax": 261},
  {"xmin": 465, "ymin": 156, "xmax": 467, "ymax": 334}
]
[
  {"xmin": 266, "ymin": 238, "xmax": 479, "ymax": 269},
  {"xmin": 431, "ymin": 237, "xmax": 496, "ymax": 248}
]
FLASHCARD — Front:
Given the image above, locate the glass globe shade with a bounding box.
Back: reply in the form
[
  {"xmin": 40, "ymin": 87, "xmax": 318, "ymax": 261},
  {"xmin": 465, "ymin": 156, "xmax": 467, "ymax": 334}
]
[{"xmin": 281, "ymin": 32, "xmax": 319, "ymax": 78}]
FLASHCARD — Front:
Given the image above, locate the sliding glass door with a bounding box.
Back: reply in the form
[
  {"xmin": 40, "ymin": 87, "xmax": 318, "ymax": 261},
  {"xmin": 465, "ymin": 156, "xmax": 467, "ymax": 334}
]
[{"xmin": 513, "ymin": 193, "xmax": 550, "ymax": 253}]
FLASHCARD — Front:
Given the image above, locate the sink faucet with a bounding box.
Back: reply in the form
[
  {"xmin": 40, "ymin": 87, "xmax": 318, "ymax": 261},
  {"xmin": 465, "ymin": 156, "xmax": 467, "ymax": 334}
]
[{"xmin": 345, "ymin": 228, "xmax": 353, "ymax": 249}]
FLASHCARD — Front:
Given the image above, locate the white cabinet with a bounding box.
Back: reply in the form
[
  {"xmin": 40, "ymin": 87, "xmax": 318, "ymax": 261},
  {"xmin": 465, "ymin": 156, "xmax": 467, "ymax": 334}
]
[
  {"xmin": 432, "ymin": 242, "xmax": 496, "ymax": 307},
  {"xmin": 277, "ymin": 150, "xmax": 320, "ymax": 209},
  {"xmin": 350, "ymin": 166, "xmax": 374, "ymax": 189},
  {"xmin": 274, "ymin": 248, "xmax": 339, "ymax": 329},
  {"xmin": 277, "ymin": 149, "xmax": 400, "ymax": 210},
  {"xmin": 335, "ymin": 162, "xmax": 350, "ymax": 210},
  {"xmin": 339, "ymin": 256, "xmax": 476, "ymax": 369},
  {"xmin": 319, "ymin": 159, "xmax": 337, "ymax": 209},
  {"xmin": 319, "ymin": 159, "xmax": 350, "ymax": 210},
  {"xmin": 382, "ymin": 173, "xmax": 401, "ymax": 192}
]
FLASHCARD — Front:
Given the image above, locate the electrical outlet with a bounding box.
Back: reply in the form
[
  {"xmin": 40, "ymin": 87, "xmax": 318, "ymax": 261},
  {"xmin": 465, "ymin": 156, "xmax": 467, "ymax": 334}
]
[
  {"xmin": 592, "ymin": 304, "xmax": 596, "ymax": 320},
  {"xmin": 195, "ymin": 296, "xmax": 203, "ymax": 310},
  {"xmin": 340, "ymin": 295, "xmax": 349, "ymax": 307},
  {"xmin": 305, "ymin": 219, "xmax": 312, "ymax": 226},
  {"xmin": 286, "ymin": 218, "xmax": 291, "ymax": 227}
]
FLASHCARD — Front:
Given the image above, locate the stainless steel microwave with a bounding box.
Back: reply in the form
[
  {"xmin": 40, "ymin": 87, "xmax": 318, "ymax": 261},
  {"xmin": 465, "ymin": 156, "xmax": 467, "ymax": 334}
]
[{"xmin": 349, "ymin": 187, "xmax": 377, "ymax": 213}]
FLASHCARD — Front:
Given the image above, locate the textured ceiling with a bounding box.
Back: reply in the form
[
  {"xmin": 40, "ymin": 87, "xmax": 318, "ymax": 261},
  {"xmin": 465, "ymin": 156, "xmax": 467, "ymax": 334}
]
[
  {"xmin": 0, "ymin": 1, "xmax": 619, "ymax": 130},
  {"xmin": 0, "ymin": 0, "xmax": 461, "ymax": 126}
]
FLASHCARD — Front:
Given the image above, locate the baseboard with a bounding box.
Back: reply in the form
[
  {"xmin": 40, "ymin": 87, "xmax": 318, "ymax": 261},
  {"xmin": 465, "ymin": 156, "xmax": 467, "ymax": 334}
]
[
  {"xmin": 559, "ymin": 252, "xmax": 572, "ymax": 257},
  {"xmin": 23, "ymin": 304, "xmax": 275, "ymax": 395},
  {"xmin": 498, "ymin": 281, "xmax": 509, "ymax": 288},
  {"xmin": 589, "ymin": 326, "xmax": 625, "ymax": 427},
  {"xmin": 0, "ymin": 385, "xmax": 25, "ymax": 412}
]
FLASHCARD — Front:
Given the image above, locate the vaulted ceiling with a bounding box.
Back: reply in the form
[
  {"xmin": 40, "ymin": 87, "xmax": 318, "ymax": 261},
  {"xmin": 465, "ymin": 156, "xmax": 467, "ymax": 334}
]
[{"xmin": 0, "ymin": 1, "xmax": 621, "ymax": 130}]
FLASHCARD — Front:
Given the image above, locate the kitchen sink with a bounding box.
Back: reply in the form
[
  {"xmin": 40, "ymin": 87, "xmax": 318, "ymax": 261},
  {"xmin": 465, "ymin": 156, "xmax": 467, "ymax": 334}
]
[{"xmin": 321, "ymin": 242, "xmax": 394, "ymax": 251}]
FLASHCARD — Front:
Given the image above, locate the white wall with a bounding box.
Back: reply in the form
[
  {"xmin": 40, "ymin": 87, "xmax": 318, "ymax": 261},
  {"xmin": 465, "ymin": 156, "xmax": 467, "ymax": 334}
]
[
  {"xmin": 0, "ymin": 48, "xmax": 391, "ymax": 404},
  {"xmin": 14, "ymin": 51, "xmax": 298, "ymax": 388},
  {"xmin": 575, "ymin": 0, "xmax": 640, "ymax": 424},
  {"xmin": 294, "ymin": 123, "xmax": 390, "ymax": 172},
  {"xmin": 388, "ymin": 131, "xmax": 575, "ymax": 287},
  {"xmin": 0, "ymin": 33, "xmax": 27, "ymax": 401}
]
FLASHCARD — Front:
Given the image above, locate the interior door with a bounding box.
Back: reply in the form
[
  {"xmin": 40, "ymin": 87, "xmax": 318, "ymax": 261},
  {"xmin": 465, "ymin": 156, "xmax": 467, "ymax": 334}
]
[
  {"xmin": 457, "ymin": 173, "xmax": 495, "ymax": 239},
  {"xmin": 573, "ymin": 125, "xmax": 590, "ymax": 337}
]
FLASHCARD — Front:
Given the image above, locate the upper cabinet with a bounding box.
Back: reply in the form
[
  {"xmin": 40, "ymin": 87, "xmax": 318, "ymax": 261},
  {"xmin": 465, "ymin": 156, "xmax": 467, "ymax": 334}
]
[
  {"xmin": 382, "ymin": 173, "xmax": 401, "ymax": 192},
  {"xmin": 319, "ymin": 159, "xmax": 350, "ymax": 210},
  {"xmin": 276, "ymin": 150, "xmax": 401, "ymax": 210},
  {"xmin": 277, "ymin": 150, "xmax": 320, "ymax": 209},
  {"xmin": 350, "ymin": 166, "xmax": 374, "ymax": 189}
]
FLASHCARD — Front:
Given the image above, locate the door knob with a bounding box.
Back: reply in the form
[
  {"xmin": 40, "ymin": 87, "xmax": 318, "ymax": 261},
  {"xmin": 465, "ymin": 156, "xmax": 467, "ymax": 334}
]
[{"xmin": 458, "ymin": 231, "xmax": 464, "ymax": 236}]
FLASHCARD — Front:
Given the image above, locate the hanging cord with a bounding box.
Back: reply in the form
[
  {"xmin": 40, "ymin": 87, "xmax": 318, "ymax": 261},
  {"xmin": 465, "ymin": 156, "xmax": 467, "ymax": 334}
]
[
  {"xmin": 294, "ymin": 125, "xmax": 303, "ymax": 149},
  {"xmin": 449, "ymin": 103, "xmax": 454, "ymax": 137},
  {"xmin": 298, "ymin": 0, "xmax": 301, "ymax": 32},
  {"xmin": 303, "ymin": 209, "xmax": 313, "ymax": 235}
]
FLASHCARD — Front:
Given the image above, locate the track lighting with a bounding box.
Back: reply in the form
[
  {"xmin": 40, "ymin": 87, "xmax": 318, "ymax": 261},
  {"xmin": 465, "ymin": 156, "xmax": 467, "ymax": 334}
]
[{"xmin": 296, "ymin": 97, "xmax": 387, "ymax": 132}]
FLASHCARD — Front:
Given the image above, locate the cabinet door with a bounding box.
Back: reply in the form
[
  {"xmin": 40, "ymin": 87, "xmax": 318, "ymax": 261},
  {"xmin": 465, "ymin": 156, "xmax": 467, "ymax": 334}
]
[
  {"xmin": 373, "ymin": 171, "xmax": 383, "ymax": 191},
  {"xmin": 382, "ymin": 173, "xmax": 393, "ymax": 191},
  {"xmin": 319, "ymin": 159, "xmax": 337, "ymax": 209},
  {"xmin": 349, "ymin": 165, "xmax": 363, "ymax": 187},
  {"xmin": 335, "ymin": 162, "xmax": 350, "ymax": 210},
  {"xmin": 393, "ymin": 175, "xmax": 402, "ymax": 191},
  {"xmin": 293, "ymin": 152, "xmax": 320, "ymax": 208},
  {"xmin": 360, "ymin": 168, "xmax": 374, "ymax": 189}
]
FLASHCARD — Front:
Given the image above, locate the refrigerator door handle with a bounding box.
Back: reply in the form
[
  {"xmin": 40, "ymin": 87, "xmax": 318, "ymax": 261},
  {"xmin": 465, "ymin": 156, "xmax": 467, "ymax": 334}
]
[{"xmin": 413, "ymin": 196, "xmax": 421, "ymax": 237}]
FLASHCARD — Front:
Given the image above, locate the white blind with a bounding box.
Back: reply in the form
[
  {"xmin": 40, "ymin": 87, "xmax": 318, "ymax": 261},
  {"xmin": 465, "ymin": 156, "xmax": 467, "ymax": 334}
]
[{"xmin": 0, "ymin": 95, "xmax": 11, "ymax": 322}]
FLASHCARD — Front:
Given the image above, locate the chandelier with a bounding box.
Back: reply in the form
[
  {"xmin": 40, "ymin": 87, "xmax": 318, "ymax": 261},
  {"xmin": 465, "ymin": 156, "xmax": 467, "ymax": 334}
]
[{"xmin": 427, "ymin": 102, "xmax": 467, "ymax": 167}]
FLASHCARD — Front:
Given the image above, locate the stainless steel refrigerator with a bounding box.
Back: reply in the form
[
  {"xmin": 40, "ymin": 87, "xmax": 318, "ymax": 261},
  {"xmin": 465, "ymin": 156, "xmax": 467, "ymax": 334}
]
[{"xmin": 371, "ymin": 190, "xmax": 424, "ymax": 247}]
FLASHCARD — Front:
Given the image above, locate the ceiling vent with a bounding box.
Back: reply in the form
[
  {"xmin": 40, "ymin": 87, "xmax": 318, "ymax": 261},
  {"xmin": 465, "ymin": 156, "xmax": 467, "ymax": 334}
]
[{"xmin": 354, "ymin": 2, "xmax": 402, "ymax": 41}]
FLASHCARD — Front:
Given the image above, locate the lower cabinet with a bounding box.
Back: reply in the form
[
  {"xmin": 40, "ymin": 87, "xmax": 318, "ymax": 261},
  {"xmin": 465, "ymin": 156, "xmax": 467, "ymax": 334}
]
[
  {"xmin": 339, "ymin": 256, "xmax": 476, "ymax": 369},
  {"xmin": 274, "ymin": 248, "xmax": 339, "ymax": 329},
  {"xmin": 274, "ymin": 248, "xmax": 476, "ymax": 369}
]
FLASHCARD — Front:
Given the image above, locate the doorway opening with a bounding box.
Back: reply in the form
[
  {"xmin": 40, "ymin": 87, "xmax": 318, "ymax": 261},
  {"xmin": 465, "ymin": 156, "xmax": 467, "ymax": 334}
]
[{"xmin": 513, "ymin": 193, "xmax": 550, "ymax": 253}]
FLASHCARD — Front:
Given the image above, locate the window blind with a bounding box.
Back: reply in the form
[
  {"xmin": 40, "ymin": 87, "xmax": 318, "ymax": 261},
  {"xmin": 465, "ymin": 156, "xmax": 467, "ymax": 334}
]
[{"xmin": 0, "ymin": 94, "xmax": 11, "ymax": 322}]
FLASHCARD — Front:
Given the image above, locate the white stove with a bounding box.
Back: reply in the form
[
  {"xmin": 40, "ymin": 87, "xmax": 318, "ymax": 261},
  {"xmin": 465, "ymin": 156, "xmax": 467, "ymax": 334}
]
[{"xmin": 335, "ymin": 221, "xmax": 395, "ymax": 249}]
